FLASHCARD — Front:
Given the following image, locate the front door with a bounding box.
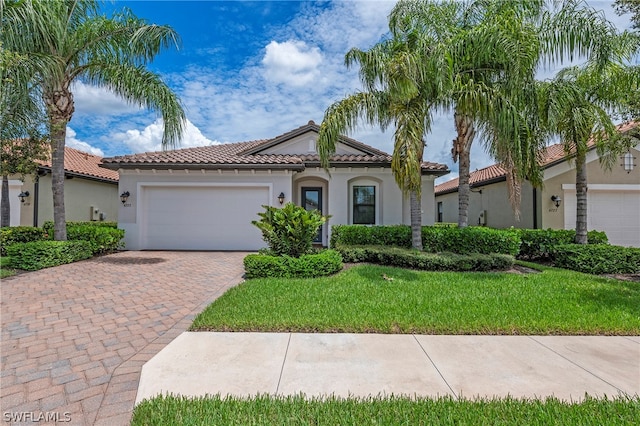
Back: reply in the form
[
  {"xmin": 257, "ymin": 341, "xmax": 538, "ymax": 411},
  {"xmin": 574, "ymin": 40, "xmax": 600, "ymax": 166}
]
[{"xmin": 301, "ymin": 187, "xmax": 322, "ymax": 243}]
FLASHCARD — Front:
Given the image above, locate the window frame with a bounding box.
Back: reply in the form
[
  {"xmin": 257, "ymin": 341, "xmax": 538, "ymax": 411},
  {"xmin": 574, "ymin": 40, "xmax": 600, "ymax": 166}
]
[{"xmin": 352, "ymin": 185, "xmax": 376, "ymax": 225}]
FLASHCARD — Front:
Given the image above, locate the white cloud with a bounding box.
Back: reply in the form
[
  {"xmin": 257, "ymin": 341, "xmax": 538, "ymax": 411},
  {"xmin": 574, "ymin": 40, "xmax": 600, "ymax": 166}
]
[
  {"xmin": 262, "ymin": 40, "xmax": 323, "ymax": 87},
  {"xmin": 77, "ymin": 0, "xmax": 634, "ymax": 183},
  {"xmin": 111, "ymin": 119, "xmax": 220, "ymax": 153},
  {"xmin": 65, "ymin": 127, "xmax": 105, "ymax": 156},
  {"xmin": 71, "ymin": 81, "xmax": 141, "ymax": 116}
]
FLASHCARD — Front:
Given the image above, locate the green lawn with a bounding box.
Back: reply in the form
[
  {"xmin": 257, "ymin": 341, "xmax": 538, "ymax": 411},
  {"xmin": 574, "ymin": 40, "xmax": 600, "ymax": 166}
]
[
  {"xmin": 131, "ymin": 394, "xmax": 640, "ymax": 426},
  {"xmin": 191, "ymin": 263, "xmax": 640, "ymax": 335},
  {"xmin": 0, "ymin": 256, "xmax": 15, "ymax": 278}
]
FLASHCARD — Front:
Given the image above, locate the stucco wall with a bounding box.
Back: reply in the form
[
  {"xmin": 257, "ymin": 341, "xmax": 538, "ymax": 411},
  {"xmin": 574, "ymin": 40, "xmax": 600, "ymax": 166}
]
[
  {"xmin": 12, "ymin": 174, "xmax": 118, "ymax": 226},
  {"xmin": 117, "ymin": 169, "xmax": 293, "ymax": 249},
  {"xmin": 541, "ymin": 146, "xmax": 640, "ymax": 229},
  {"xmin": 435, "ymin": 180, "xmax": 535, "ymax": 229},
  {"xmin": 118, "ymin": 166, "xmax": 440, "ymax": 249}
]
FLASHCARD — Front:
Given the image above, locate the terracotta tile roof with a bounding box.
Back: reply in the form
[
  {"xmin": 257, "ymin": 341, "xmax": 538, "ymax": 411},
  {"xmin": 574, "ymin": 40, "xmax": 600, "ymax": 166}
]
[
  {"xmin": 239, "ymin": 120, "xmax": 391, "ymax": 157},
  {"xmin": 434, "ymin": 121, "xmax": 639, "ymax": 195},
  {"xmin": 435, "ymin": 164, "xmax": 507, "ymax": 194},
  {"xmin": 101, "ymin": 122, "xmax": 450, "ymax": 175},
  {"xmin": 37, "ymin": 147, "xmax": 119, "ymax": 182},
  {"xmin": 101, "ymin": 140, "xmax": 304, "ymax": 169}
]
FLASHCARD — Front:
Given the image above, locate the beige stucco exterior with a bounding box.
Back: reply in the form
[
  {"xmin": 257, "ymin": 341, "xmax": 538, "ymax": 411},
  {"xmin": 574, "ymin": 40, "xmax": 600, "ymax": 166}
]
[
  {"xmin": 540, "ymin": 146, "xmax": 640, "ymax": 230},
  {"xmin": 436, "ymin": 180, "xmax": 537, "ymax": 229},
  {"xmin": 8, "ymin": 173, "xmax": 118, "ymax": 227},
  {"xmin": 435, "ymin": 144, "xmax": 640, "ymax": 246},
  {"xmin": 113, "ymin": 129, "xmax": 445, "ymax": 250},
  {"xmin": 117, "ymin": 166, "xmax": 439, "ymax": 250}
]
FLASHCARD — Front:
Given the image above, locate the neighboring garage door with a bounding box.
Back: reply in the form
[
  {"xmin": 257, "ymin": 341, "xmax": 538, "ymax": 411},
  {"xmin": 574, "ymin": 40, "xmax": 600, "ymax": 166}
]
[
  {"xmin": 564, "ymin": 186, "xmax": 640, "ymax": 247},
  {"xmin": 141, "ymin": 185, "xmax": 269, "ymax": 250}
]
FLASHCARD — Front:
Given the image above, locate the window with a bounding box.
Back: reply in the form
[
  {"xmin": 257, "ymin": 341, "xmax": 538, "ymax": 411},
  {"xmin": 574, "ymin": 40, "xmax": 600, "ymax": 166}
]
[
  {"xmin": 437, "ymin": 202, "xmax": 443, "ymax": 222},
  {"xmin": 353, "ymin": 186, "xmax": 375, "ymax": 224}
]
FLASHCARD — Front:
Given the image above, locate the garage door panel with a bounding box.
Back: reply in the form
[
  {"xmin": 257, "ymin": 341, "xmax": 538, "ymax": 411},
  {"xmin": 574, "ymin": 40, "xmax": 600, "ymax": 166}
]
[
  {"xmin": 142, "ymin": 186, "xmax": 268, "ymax": 250},
  {"xmin": 563, "ymin": 189, "xmax": 640, "ymax": 247}
]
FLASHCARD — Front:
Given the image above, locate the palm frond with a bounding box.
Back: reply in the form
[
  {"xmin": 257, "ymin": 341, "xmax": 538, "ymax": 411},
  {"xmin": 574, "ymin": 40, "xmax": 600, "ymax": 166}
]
[{"xmin": 82, "ymin": 63, "xmax": 185, "ymax": 147}]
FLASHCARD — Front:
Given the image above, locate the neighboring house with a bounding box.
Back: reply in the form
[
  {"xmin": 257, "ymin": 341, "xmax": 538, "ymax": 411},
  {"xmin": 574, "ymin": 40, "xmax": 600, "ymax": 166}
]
[
  {"xmin": 4, "ymin": 147, "xmax": 119, "ymax": 227},
  {"xmin": 434, "ymin": 122, "xmax": 640, "ymax": 247},
  {"xmin": 101, "ymin": 121, "xmax": 449, "ymax": 250}
]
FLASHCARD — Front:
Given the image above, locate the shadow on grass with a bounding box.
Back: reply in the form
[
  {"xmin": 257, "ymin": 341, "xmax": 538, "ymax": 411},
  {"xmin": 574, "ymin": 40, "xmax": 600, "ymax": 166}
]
[{"xmin": 577, "ymin": 278, "xmax": 640, "ymax": 315}]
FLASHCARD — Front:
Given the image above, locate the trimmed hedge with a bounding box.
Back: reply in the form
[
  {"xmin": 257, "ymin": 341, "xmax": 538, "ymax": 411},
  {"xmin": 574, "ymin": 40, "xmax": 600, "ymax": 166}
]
[
  {"xmin": 330, "ymin": 225, "xmax": 412, "ymax": 248},
  {"xmin": 42, "ymin": 221, "xmax": 118, "ymax": 232},
  {"xmin": 335, "ymin": 245, "xmax": 514, "ymax": 272},
  {"xmin": 331, "ymin": 225, "xmax": 520, "ymax": 255},
  {"xmin": 0, "ymin": 226, "xmax": 48, "ymax": 256},
  {"xmin": 42, "ymin": 222, "xmax": 124, "ymax": 254},
  {"xmin": 6, "ymin": 240, "xmax": 93, "ymax": 271},
  {"xmin": 421, "ymin": 226, "xmax": 520, "ymax": 255},
  {"xmin": 517, "ymin": 229, "xmax": 609, "ymax": 260},
  {"xmin": 552, "ymin": 244, "xmax": 640, "ymax": 274},
  {"xmin": 244, "ymin": 250, "xmax": 343, "ymax": 279},
  {"xmin": 65, "ymin": 226, "xmax": 125, "ymax": 254}
]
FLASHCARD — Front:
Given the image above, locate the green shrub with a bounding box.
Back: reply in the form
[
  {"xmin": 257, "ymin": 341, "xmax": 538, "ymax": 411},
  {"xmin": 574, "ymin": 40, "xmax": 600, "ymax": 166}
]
[
  {"xmin": 335, "ymin": 245, "xmax": 514, "ymax": 271},
  {"xmin": 252, "ymin": 203, "xmax": 327, "ymax": 258},
  {"xmin": 330, "ymin": 225, "xmax": 412, "ymax": 248},
  {"xmin": 244, "ymin": 249, "xmax": 343, "ymax": 278},
  {"xmin": 6, "ymin": 240, "xmax": 93, "ymax": 271},
  {"xmin": 42, "ymin": 221, "xmax": 124, "ymax": 254},
  {"xmin": 517, "ymin": 229, "xmax": 609, "ymax": 260},
  {"xmin": 331, "ymin": 225, "xmax": 520, "ymax": 255},
  {"xmin": 552, "ymin": 244, "xmax": 640, "ymax": 274},
  {"xmin": 421, "ymin": 226, "xmax": 520, "ymax": 255},
  {"xmin": 42, "ymin": 221, "xmax": 118, "ymax": 233},
  {"xmin": 64, "ymin": 226, "xmax": 124, "ymax": 254},
  {"xmin": 0, "ymin": 226, "xmax": 48, "ymax": 256}
]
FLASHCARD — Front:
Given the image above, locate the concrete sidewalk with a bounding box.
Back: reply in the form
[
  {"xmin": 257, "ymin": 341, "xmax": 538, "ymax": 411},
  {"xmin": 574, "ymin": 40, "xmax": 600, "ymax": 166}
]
[{"xmin": 136, "ymin": 333, "xmax": 639, "ymax": 404}]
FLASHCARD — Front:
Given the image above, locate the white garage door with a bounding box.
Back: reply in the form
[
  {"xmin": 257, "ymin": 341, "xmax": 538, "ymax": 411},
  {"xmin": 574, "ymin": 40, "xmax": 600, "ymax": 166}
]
[
  {"xmin": 564, "ymin": 188, "xmax": 640, "ymax": 247},
  {"xmin": 142, "ymin": 186, "xmax": 269, "ymax": 250}
]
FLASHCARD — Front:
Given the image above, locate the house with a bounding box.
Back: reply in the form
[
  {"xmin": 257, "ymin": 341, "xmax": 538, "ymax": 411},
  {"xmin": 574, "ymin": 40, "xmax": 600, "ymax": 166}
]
[
  {"xmin": 434, "ymin": 122, "xmax": 640, "ymax": 247},
  {"xmin": 4, "ymin": 147, "xmax": 119, "ymax": 227},
  {"xmin": 100, "ymin": 121, "xmax": 449, "ymax": 250}
]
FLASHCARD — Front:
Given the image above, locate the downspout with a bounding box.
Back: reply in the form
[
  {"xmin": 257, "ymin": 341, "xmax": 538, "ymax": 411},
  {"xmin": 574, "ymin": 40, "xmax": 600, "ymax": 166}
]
[
  {"xmin": 532, "ymin": 187, "xmax": 537, "ymax": 229},
  {"xmin": 33, "ymin": 175, "xmax": 39, "ymax": 227}
]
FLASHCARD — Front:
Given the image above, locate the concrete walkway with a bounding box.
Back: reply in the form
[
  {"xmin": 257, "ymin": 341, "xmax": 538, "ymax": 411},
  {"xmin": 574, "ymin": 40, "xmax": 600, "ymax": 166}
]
[
  {"xmin": 1, "ymin": 251, "xmax": 247, "ymax": 426},
  {"xmin": 137, "ymin": 333, "xmax": 640, "ymax": 404}
]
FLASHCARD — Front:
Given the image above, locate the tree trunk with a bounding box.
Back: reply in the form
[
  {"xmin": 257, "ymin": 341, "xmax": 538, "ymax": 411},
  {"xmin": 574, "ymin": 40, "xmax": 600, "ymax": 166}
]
[
  {"xmin": 1, "ymin": 175, "xmax": 10, "ymax": 227},
  {"xmin": 44, "ymin": 81, "xmax": 74, "ymax": 241},
  {"xmin": 574, "ymin": 150, "xmax": 588, "ymax": 244},
  {"xmin": 410, "ymin": 189, "xmax": 423, "ymax": 250},
  {"xmin": 453, "ymin": 112, "xmax": 476, "ymax": 228}
]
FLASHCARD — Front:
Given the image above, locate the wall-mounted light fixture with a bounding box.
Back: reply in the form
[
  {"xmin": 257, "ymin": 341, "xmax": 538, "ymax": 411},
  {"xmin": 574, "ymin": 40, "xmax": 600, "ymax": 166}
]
[
  {"xmin": 120, "ymin": 191, "xmax": 130, "ymax": 205},
  {"xmin": 621, "ymin": 151, "xmax": 636, "ymax": 173},
  {"xmin": 277, "ymin": 192, "xmax": 285, "ymax": 205},
  {"xmin": 18, "ymin": 191, "xmax": 30, "ymax": 203},
  {"xmin": 551, "ymin": 195, "xmax": 562, "ymax": 208}
]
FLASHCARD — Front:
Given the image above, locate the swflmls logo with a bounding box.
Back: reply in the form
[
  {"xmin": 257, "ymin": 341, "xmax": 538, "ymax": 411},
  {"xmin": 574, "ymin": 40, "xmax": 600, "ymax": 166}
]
[{"xmin": 3, "ymin": 411, "xmax": 71, "ymax": 423}]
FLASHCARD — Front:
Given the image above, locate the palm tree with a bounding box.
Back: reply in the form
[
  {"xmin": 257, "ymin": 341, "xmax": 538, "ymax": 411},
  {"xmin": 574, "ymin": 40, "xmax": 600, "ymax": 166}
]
[
  {"xmin": 389, "ymin": 0, "xmax": 620, "ymax": 227},
  {"xmin": 0, "ymin": 44, "xmax": 50, "ymax": 227},
  {"xmin": 2, "ymin": 0, "xmax": 185, "ymax": 240},
  {"xmin": 317, "ymin": 32, "xmax": 439, "ymax": 250},
  {"xmin": 538, "ymin": 31, "xmax": 640, "ymax": 244}
]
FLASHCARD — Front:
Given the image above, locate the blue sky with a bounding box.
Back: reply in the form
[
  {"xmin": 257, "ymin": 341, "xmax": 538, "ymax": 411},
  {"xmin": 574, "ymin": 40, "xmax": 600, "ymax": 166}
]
[{"xmin": 66, "ymin": 1, "xmax": 635, "ymax": 184}]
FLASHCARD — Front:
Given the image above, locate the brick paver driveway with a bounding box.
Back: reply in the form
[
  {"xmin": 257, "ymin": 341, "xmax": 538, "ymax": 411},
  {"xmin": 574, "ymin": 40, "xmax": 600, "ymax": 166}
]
[{"xmin": 1, "ymin": 251, "xmax": 247, "ymax": 425}]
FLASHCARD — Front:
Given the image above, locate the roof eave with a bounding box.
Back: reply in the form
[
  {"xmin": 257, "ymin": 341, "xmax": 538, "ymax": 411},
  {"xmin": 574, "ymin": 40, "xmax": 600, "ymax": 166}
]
[
  {"xmin": 38, "ymin": 166, "xmax": 118, "ymax": 184},
  {"xmin": 99, "ymin": 162, "xmax": 306, "ymax": 171}
]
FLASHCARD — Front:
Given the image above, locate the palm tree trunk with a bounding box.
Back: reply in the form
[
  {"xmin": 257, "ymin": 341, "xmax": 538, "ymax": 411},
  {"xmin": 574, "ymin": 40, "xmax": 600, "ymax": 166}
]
[
  {"xmin": 453, "ymin": 112, "xmax": 476, "ymax": 228},
  {"xmin": 1, "ymin": 175, "xmax": 10, "ymax": 227},
  {"xmin": 44, "ymin": 82, "xmax": 74, "ymax": 241},
  {"xmin": 410, "ymin": 189, "xmax": 423, "ymax": 250},
  {"xmin": 574, "ymin": 150, "xmax": 588, "ymax": 244}
]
